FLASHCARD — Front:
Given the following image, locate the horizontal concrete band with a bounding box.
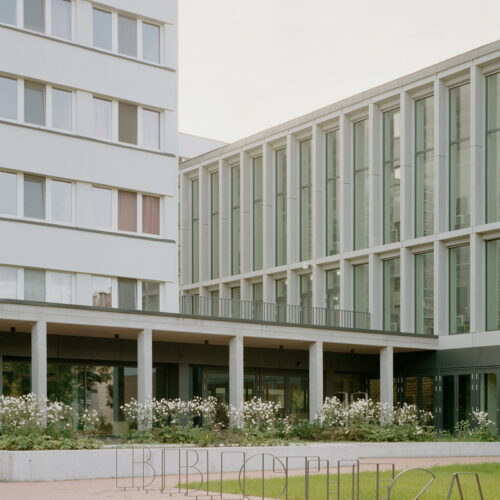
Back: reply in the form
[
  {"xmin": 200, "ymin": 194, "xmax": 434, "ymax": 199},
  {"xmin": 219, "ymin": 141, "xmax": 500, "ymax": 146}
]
[{"xmin": 1, "ymin": 442, "xmax": 500, "ymax": 481}]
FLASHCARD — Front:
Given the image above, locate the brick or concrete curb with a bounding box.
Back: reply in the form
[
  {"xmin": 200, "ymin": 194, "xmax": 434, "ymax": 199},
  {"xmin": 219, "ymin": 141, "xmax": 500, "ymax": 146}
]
[{"xmin": 1, "ymin": 442, "xmax": 500, "ymax": 482}]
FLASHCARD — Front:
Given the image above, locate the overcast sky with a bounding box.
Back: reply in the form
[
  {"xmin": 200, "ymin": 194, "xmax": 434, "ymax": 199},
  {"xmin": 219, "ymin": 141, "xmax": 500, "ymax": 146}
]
[{"xmin": 178, "ymin": 0, "xmax": 500, "ymax": 143}]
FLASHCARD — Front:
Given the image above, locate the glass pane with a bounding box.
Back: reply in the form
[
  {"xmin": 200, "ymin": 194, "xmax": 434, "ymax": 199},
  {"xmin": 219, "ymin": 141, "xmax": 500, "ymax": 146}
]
[
  {"xmin": 0, "ymin": 76, "xmax": 17, "ymax": 120},
  {"xmin": 289, "ymin": 375, "xmax": 308, "ymax": 417},
  {"xmin": 0, "ymin": 265, "xmax": 17, "ymax": 299},
  {"xmin": 118, "ymin": 102, "xmax": 137, "ymax": 145},
  {"xmin": 142, "ymin": 195, "xmax": 160, "ymax": 235},
  {"xmin": 353, "ymin": 263, "xmax": 369, "ymax": 328},
  {"xmin": 449, "ymin": 245, "xmax": 470, "ymax": 334},
  {"xmin": 300, "ymin": 139, "xmax": 312, "ymax": 260},
  {"xmin": 51, "ymin": 180, "xmax": 71, "ymax": 223},
  {"xmin": 486, "ymin": 239, "xmax": 500, "ymax": 330},
  {"xmin": 206, "ymin": 372, "xmax": 229, "ymax": 403},
  {"xmin": 93, "ymin": 8, "xmax": 112, "ymax": 50},
  {"xmin": 52, "ymin": 88, "xmax": 72, "ymax": 130},
  {"xmin": 118, "ymin": 278, "xmax": 136, "ymax": 309},
  {"xmin": 486, "ymin": 73, "xmax": 500, "ymax": 223},
  {"xmin": 326, "ymin": 130, "xmax": 339, "ymax": 255},
  {"xmin": 142, "ymin": 281, "xmax": 159, "ymax": 312},
  {"xmin": 24, "ymin": 175, "xmax": 45, "ymax": 219},
  {"xmin": 51, "ymin": 0, "xmax": 71, "ymax": 39},
  {"xmin": 263, "ymin": 375, "xmax": 285, "ymax": 408},
  {"xmin": 421, "ymin": 376, "xmax": 434, "ymax": 414},
  {"xmin": 300, "ymin": 274, "xmax": 312, "ymax": 324},
  {"xmin": 276, "ymin": 278, "xmax": 287, "ymax": 322},
  {"xmin": 0, "ymin": 171, "xmax": 17, "ymax": 215},
  {"xmin": 383, "ymin": 258, "xmax": 400, "ymax": 331},
  {"xmin": 231, "ymin": 166, "xmax": 240, "ymax": 274},
  {"xmin": 3, "ymin": 360, "xmax": 31, "ymax": 397},
  {"xmin": 118, "ymin": 190, "xmax": 137, "ymax": 232},
  {"xmin": 191, "ymin": 179, "xmax": 199, "ymax": 283},
  {"xmin": 354, "ymin": 120, "xmax": 369, "ymax": 250},
  {"xmin": 91, "ymin": 187, "xmax": 112, "ymax": 229},
  {"xmin": 93, "ymin": 98, "xmax": 112, "ymax": 140},
  {"xmin": 458, "ymin": 374, "xmax": 471, "ymax": 422},
  {"xmin": 92, "ymin": 276, "xmax": 112, "ymax": 307},
  {"xmin": 142, "ymin": 109, "xmax": 160, "ymax": 150},
  {"xmin": 442, "ymin": 375, "xmax": 454, "ymax": 432},
  {"xmin": 275, "ymin": 148, "xmax": 287, "ymax": 266},
  {"xmin": 24, "ymin": 269, "xmax": 45, "ymax": 301},
  {"xmin": 383, "ymin": 109, "xmax": 401, "ymax": 243},
  {"xmin": 0, "ymin": 0, "xmax": 16, "ymax": 25},
  {"xmin": 326, "ymin": 268, "xmax": 341, "ymax": 326},
  {"xmin": 211, "ymin": 172, "xmax": 219, "ymax": 279},
  {"xmin": 24, "ymin": 0, "xmax": 45, "ymax": 32},
  {"xmin": 48, "ymin": 271, "xmax": 72, "ymax": 303},
  {"xmin": 142, "ymin": 22, "xmax": 160, "ymax": 63},
  {"xmin": 479, "ymin": 373, "xmax": 497, "ymax": 429},
  {"xmin": 118, "ymin": 15, "xmax": 137, "ymax": 57},
  {"xmin": 24, "ymin": 81, "xmax": 45, "ymax": 126},
  {"xmin": 415, "ymin": 252, "xmax": 434, "ymax": 335},
  {"xmin": 253, "ymin": 156, "xmax": 263, "ymax": 271}
]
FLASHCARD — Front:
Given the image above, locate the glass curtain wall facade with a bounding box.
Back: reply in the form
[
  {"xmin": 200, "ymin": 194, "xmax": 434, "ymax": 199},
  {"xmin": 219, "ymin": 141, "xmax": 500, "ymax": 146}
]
[
  {"xmin": 486, "ymin": 73, "xmax": 500, "ymax": 222},
  {"xmin": 353, "ymin": 263, "xmax": 369, "ymax": 328},
  {"xmin": 415, "ymin": 252, "xmax": 434, "ymax": 335},
  {"xmin": 383, "ymin": 258, "xmax": 400, "ymax": 331},
  {"xmin": 486, "ymin": 239, "xmax": 500, "ymax": 330},
  {"xmin": 449, "ymin": 84, "xmax": 470, "ymax": 230},
  {"xmin": 210, "ymin": 172, "xmax": 219, "ymax": 279},
  {"xmin": 449, "ymin": 245, "xmax": 470, "ymax": 334},
  {"xmin": 415, "ymin": 96, "xmax": 435, "ymax": 237},
  {"xmin": 354, "ymin": 120, "xmax": 369, "ymax": 250},
  {"xmin": 326, "ymin": 130, "xmax": 340, "ymax": 255},
  {"xmin": 275, "ymin": 148, "xmax": 287, "ymax": 266},
  {"xmin": 231, "ymin": 166, "xmax": 240, "ymax": 275},
  {"xmin": 383, "ymin": 109, "xmax": 401, "ymax": 244},
  {"xmin": 299, "ymin": 139, "xmax": 312, "ymax": 261},
  {"xmin": 253, "ymin": 156, "xmax": 263, "ymax": 271},
  {"xmin": 191, "ymin": 179, "xmax": 199, "ymax": 283}
]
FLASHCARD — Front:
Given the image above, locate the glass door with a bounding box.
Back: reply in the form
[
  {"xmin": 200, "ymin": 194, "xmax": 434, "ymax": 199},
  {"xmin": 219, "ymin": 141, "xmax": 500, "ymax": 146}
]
[{"xmin": 476, "ymin": 371, "xmax": 499, "ymax": 434}]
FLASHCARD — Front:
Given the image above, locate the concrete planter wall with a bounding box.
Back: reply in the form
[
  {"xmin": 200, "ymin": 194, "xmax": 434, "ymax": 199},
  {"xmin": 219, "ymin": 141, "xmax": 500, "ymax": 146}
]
[{"xmin": 1, "ymin": 442, "xmax": 500, "ymax": 482}]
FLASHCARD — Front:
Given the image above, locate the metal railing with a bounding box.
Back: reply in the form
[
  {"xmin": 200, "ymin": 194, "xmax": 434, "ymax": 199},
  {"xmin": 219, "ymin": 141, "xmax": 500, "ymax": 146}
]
[{"xmin": 180, "ymin": 295, "xmax": 371, "ymax": 330}]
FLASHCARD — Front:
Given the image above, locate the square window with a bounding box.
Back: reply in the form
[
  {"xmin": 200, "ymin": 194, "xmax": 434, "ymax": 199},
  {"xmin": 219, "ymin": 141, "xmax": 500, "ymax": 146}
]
[
  {"xmin": 24, "ymin": 269, "xmax": 46, "ymax": 301},
  {"xmin": 51, "ymin": 180, "xmax": 72, "ymax": 223},
  {"xmin": 118, "ymin": 102, "xmax": 137, "ymax": 144},
  {"xmin": 93, "ymin": 97, "xmax": 112, "ymax": 140},
  {"xmin": 24, "ymin": 0, "xmax": 45, "ymax": 33},
  {"xmin": 24, "ymin": 81, "xmax": 45, "ymax": 126},
  {"xmin": 0, "ymin": 0, "xmax": 17, "ymax": 25},
  {"xmin": 52, "ymin": 88, "xmax": 72, "ymax": 130},
  {"xmin": 142, "ymin": 109, "xmax": 160, "ymax": 150},
  {"xmin": 118, "ymin": 15, "xmax": 137, "ymax": 57},
  {"xmin": 0, "ymin": 171, "xmax": 17, "ymax": 215},
  {"xmin": 51, "ymin": 0, "xmax": 71, "ymax": 39},
  {"xmin": 118, "ymin": 190, "xmax": 137, "ymax": 231},
  {"xmin": 93, "ymin": 8, "xmax": 112, "ymax": 50},
  {"xmin": 142, "ymin": 22, "xmax": 160, "ymax": 63},
  {"xmin": 24, "ymin": 175, "xmax": 45, "ymax": 219}
]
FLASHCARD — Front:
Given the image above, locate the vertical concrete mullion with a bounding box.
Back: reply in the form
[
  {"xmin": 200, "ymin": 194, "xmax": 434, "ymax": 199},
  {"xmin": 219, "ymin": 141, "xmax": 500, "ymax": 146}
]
[
  {"xmin": 435, "ymin": 79, "xmax": 448, "ymax": 234},
  {"xmin": 240, "ymin": 151, "xmax": 251, "ymax": 273},
  {"xmin": 287, "ymin": 134, "xmax": 299, "ymax": 265},
  {"xmin": 199, "ymin": 166, "xmax": 209, "ymax": 282},
  {"xmin": 369, "ymin": 102, "xmax": 382, "ymax": 248},
  {"xmin": 263, "ymin": 143, "xmax": 274, "ymax": 270},
  {"xmin": 400, "ymin": 91, "xmax": 414, "ymax": 241},
  {"xmin": 339, "ymin": 113, "xmax": 353, "ymax": 254},
  {"xmin": 312, "ymin": 124, "xmax": 325, "ymax": 260},
  {"xmin": 219, "ymin": 160, "xmax": 230, "ymax": 278}
]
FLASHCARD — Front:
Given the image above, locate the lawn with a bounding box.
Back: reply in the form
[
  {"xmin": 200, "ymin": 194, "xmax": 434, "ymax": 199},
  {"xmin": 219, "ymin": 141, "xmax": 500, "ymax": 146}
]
[{"xmin": 184, "ymin": 463, "xmax": 500, "ymax": 499}]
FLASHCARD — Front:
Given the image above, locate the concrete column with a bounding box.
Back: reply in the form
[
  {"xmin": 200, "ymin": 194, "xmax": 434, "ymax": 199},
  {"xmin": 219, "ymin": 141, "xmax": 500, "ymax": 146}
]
[
  {"xmin": 379, "ymin": 345, "xmax": 394, "ymax": 424},
  {"xmin": 434, "ymin": 79, "xmax": 448, "ymax": 234},
  {"xmin": 178, "ymin": 363, "xmax": 190, "ymax": 401},
  {"xmin": 240, "ymin": 151, "xmax": 252, "ymax": 273},
  {"xmin": 339, "ymin": 113, "xmax": 353, "ymax": 254},
  {"xmin": 31, "ymin": 321, "xmax": 47, "ymax": 402},
  {"xmin": 309, "ymin": 341, "xmax": 324, "ymax": 422},
  {"xmin": 262, "ymin": 143, "xmax": 274, "ymax": 269},
  {"xmin": 137, "ymin": 329, "xmax": 153, "ymax": 404},
  {"xmin": 312, "ymin": 124, "xmax": 325, "ymax": 259},
  {"xmin": 219, "ymin": 159, "xmax": 230, "ymax": 278},
  {"xmin": 199, "ymin": 166, "xmax": 210, "ymax": 282},
  {"xmin": 287, "ymin": 134, "xmax": 299, "ymax": 264},
  {"xmin": 229, "ymin": 336, "xmax": 244, "ymax": 410},
  {"xmin": 368, "ymin": 102, "xmax": 382, "ymax": 248},
  {"xmin": 399, "ymin": 91, "xmax": 414, "ymax": 241}
]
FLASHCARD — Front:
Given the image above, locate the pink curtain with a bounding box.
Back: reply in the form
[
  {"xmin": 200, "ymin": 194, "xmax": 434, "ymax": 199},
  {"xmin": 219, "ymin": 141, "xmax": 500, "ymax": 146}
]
[
  {"xmin": 118, "ymin": 190, "xmax": 137, "ymax": 231},
  {"xmin": 142, "ymin": 195, "xmax": 160, "ymax": 234}
]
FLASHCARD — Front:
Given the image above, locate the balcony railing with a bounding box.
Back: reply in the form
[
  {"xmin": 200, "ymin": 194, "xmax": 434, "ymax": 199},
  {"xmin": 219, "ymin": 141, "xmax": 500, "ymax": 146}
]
[{"xmin": 179, "ymin": 295, "xmax": 371, "ymax": 330}]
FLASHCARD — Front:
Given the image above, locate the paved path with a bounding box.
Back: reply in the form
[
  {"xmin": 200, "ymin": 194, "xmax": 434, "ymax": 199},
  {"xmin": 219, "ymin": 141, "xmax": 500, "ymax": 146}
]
[{"xmin": 1, "ymin": 456, "xmax": 500, "ymax": 499}]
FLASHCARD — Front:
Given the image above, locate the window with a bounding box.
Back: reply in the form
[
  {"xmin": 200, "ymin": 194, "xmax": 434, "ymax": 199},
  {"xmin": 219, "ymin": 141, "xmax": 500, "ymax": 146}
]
[
  {"xmin": 93, "ymin": 98, "xmax": 112, "ymax": 140},
  {"xmin": 449, "ymin": 84, "xmax": 470, "ymax": 230},
  {"xmin": 118, "ymin": 102, "xmax": 137, "ymax": 145},
  {"xmin": 118, "ymin": 278, "xmax": 136, "ymax": 309},
  {"xmin": 142, "ymin": 281, "xmax": 159, "ymax": 312},
  {"xmin": 300, "ymin": 274, "xmax": 312, "ymax": 324},
  {"xmin": 48, "ymin": 271, "xmax": 72, "ymax": 304},
  {"xmin": 486, "ymin": 73, "xmax": 500, "ymax": 223},
  {"xmin": 253, "ymin": 282, "xmax": 263, "ymax": 302},
  {"xmin": 118, "ymin": 190, "xmax": 137, "ymax": 232},
  {"xmin": 299, "ymin": 139, "xmax": 312, "ymax": 261},
  {"xmin": 24, "ymin": 0, "xmax": 45, "ymax": 33},
  {"xmin": 354, "ymin": 120, "xmax": 369, "ymax": 250},
  {"xmin": 210, "ymin": 171, "xmax": 219, "ymax": 279},
  {"xmin": 326, "ymin": 130, "xmax": 339, "ymax": 255},
  {"xmin": 24, "ymin": 175, "xmax": 45, "ymax": 219},
  {"xmin": 415, "ymin": 252, "xmax": 434, "ymax": 335},
  {"xmin": 449, "ymin": 245, "xmax": 470, "ymax": 334},
  {"xmin": 51, "ymin": 180, "xmax": 71, "ymax": 223},
  {"xmin": 24, "ymin": 269, "xmax": 46, "ymax": 301},
  {"xmin": 383, "ymin": 109, "xmax": 401, "ymax": 244},
  {"xmin": 486, "ymin": 239, "xmax": 500, "ymax": 330},
  {"xmin": 142, "ymin": 195, "xmax": 160, "ymax": 235},
  {"xmin": 0, "ymin": 171, "xmax": 17, "ymax": 215},
  {"xmin": 0, "ymin": 266, "xmax": 17, "ymax": 299},
  {"xmin": 353, "ymin": 263, "xmax": 369, "ymax": 328},
  {"xmin": 92, "ymin": 276, "xmax": 112, "ymax": 307},
  {"xmin": 275, "ymin": 278, "xmax": 287, "ymax": 322},
  {"xmin": 0, "ymin": 76, "xmax": 17, "ymax": 120},
  {"xmin": 383, "ymin": 258, "xmax": 400, "ymax": 331},
  {"xmin": 231, "ymin": 165, "xmax": 240, "ymax": 275},
  {"xmin": 253, "ymin": 156, "xmax": 263, "ymax": 271},
  {"xmin": 142, "ymin": 22, "xmax": 160, "ymax": 63},
  {"xmin": 326, "ymin": 269, "xmax": 340, "ymax": 311},
  {"xmin": 52, "ymin": 88, "xmax": 72, "ymax": 131},
  {"xmin": 142, "ymin": 109, "xmax": 160, "ymax": 150},
  {"xmin": 118, "ymin": 15, "xmax": 137, "ymax": 58},
  {"xmin": 191, "ymin": 179, "xmax": 199, "ymax": 283},
  {"xmin": 51, "ymin": 0, "xmax": 71, "ymax": 40},
  {"xmin": 91, "ymin": 186, "xmax": 112, "ymax": 229},
  {"xmin": 415, "ymin": 96, "xmax": 434, "ymax": 237},
  {"xmin": 275, "ymin": 148, "xmax": 287, "ymax": 266},
  {"xmin": 0, "ymin": 0, "xmax": 16, "ymax": 25},
  {"xmin": 24, "ymin": 81, "xmax": 45, "ymax": 126},
  {"xmin": 93, "ymin": 8, "xmax": 112, "ymax": 51}
]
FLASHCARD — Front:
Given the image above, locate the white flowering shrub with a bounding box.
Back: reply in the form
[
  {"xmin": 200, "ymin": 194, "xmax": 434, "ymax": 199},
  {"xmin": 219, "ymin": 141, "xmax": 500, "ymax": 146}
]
[
  {"xmin": 230, "ymin": 397, "xmax": 283, "ymax": 432},
  {"xmin": 0, "ymin": 394, "xmax": 44, "ymax": 434},
  {"xmin": 121, "ymin": 398, "xmax": 154, "ymax": 429},
  {"xmin": 46, "ymin": 400, "xmax": 75, "ymax": 435},
  {"xmin": 315, "ymin": 396, "xmax": 347, "ymax": 427},
  {"xmin": 81, "ymin": 408, "xmax": 100, "ymax": 435},
  {"xmin": 455, "ymin": 410, "xmax": 495, "ymax": 440}
]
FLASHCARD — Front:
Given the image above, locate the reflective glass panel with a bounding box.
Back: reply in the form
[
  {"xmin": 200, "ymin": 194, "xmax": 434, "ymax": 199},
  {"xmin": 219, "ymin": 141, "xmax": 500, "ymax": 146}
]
[
  {"xmin": 48, "ymin": 271, "xmax": 72, "ymax": 303},
  {"xmin": 118, "ymin": 102, "xmax": 137, "ymax": 145},
  {"xmin": 51, "ymin": 180, "xmax": 72, "ymax": 223},
  {"xmin": 24, "ymin": 81, "xmax": 45, "ymax": 126},
  {"xmin": 118, "ymin": 278, "xmax": 136, "ymax": 309},
  {"xmin": 92, "ymin": 275, "xmax": 112, "ymax": 307},
  {"xmin": 142, "ymin": 281, "xmax": 160, "ymax": 312},
  {"xmin": 51, "ymin": 0, "xmax": 71, "ymax": 39},
  {"xmin": 0, "ymin": 265, "xmax": 17, "ymax": 299},
  {"xmin": 91, "ymin": 186, "xmax": 112, "ymax": 229},
  {"xmin": 231, "ymin": 166, "xmax": 240, "ymax": 274},
  {"xmin": 24, "ymin": 175, "xmax": 45, "ymax": 219},
  {"xmin": 449, "ymin": 245, "xmax": 470, "ymax": 334},
  {"xmin": 93, "ymin": 97, "xmax": 112, "ymax": 140},
  {"xmin": 486, "ymin": 239, "xmax": 500, "ymax": 330},
  {"xmin": 326, "ymin": 129, "xmax": 339, "ymax": 255},
  {"xmin": 24, "ymin": 0, "xmax": 44, "ymax": 32},
  {"xmin": 24, "ymin": 269, "xmax": 45, "ymax": 301},
  {"xmin": 0, "ymin": 171, "xmax": 17, "ymax": 215},
  {"xmin": 93, "ymin": 8, "xmax": 112, "ymax": 50},
  {"xmin": 486, "ymin": 73, "xmax": 500, "ymax": 223},
  {"xmin": 353, "ymin": 263, "xmax": 369, "ymax": 328},
  {"xmin": 0, "ymin": 76, "xmax": 17, "ymax": 120},
  {"xmin": 0, "ymin": 0, "xmax": 16, "ymax": 25},
  {"xmin": 52, "ymin": 88, "xmax": 72, "ymax": 130},
  {"xmin": 415, "ymin": 251, "xmax": 434, "ymax": 335},
  {"xmin": 142, "ymin": 22, "xmax": 160, "ymax": 63},
  {"xmin": 191, "ymin": 179, "xmax": 199, "ymax": 283},
  {"xmin": 142, "ymin": 109, "xmax": 160, "ymax": 150},
  {"xmin": 383, "ymin": 258, "xmax": 400, "ymax": 331},
  {"xmin": 118, "ymin": 15, "xmax": 137, "ymax": 57}
]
